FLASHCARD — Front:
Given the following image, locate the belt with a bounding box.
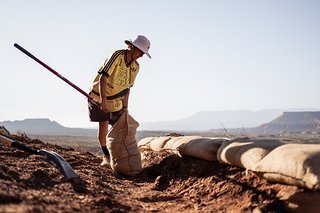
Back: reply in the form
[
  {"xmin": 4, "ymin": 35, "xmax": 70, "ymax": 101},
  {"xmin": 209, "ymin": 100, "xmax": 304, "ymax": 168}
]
[{"xmin": 90, "ymin": 89, "xmax": 129, "ymax": 100}]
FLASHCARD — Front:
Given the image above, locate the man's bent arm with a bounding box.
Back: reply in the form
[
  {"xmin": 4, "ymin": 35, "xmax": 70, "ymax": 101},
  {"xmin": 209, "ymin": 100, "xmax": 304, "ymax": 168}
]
[{"xmin": 99, "ymin": 75, "xmax": 109, "ymax": 112}]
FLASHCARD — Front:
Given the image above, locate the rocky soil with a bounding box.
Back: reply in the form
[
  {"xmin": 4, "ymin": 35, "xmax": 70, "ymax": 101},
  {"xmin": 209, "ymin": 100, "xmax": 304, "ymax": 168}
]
[{"xmin": 0, "ymin": 134, "xmax": 313, "ymax": 212}]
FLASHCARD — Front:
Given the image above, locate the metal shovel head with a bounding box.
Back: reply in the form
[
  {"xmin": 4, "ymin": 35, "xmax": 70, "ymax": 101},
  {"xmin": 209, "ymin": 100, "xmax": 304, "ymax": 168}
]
[
  {"xmin": 39, "ymin": 149, "xmax": 78, "ymax": 179},
  {"xmin": 0, "ymin": 134, "xmax": 78, "ymax": 180}
]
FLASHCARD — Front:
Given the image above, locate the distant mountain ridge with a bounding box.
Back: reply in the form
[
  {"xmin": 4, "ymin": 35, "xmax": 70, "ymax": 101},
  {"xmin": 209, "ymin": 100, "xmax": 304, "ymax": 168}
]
[
  {"xmin": 1, "ymin": 109, "xmax": 320, "ymax": 136},
  {"xmin": 139, "ymin": 109, "xmax": 319, "ymax": 131},
  {"xmin": 0, "ymin": 118, "xmax": 97, "ymax": 136},
  {"xmin": 253, "ymin": 111, "xmax": 320, "ymax": 134}
]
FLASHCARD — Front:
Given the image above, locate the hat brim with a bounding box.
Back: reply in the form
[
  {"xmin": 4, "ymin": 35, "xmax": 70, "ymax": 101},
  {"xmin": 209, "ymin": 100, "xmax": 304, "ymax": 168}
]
[
  {"xmin": 124, "ymin": 40, "xmax": 132, "ymax": 45},
  {"xmin": 124, "ymin": 40, "xmax": 151, "ymax": 59}
]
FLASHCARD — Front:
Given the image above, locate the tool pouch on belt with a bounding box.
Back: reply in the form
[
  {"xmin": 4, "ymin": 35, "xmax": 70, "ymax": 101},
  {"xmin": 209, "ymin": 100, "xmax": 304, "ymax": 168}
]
[
  {"xmin": 107, "ymin": 98, "xmax": 123, "ymax": 112},
  {"xmin": 106, "ymin": 88, "xmax": 130, "ymax": 112}
]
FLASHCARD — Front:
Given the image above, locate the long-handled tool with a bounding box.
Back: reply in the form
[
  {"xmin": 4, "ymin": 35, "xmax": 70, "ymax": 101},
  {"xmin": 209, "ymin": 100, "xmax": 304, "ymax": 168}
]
[
  {"xmin": 14, "ymin": 43, "xmax": 101, "ymax": 109},
  {"xmin": 0, "ymin": 134, "xmax": 78, "ymax": 179},
  {"xmin": 14, "ymin": 43, "xmax": 93, "ymax": 100}
]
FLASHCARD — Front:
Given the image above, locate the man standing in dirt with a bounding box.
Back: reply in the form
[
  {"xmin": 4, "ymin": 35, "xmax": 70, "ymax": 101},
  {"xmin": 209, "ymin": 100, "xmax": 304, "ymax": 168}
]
[{"xmin": 88, "ymin": 35, "xmax": 151, "ymax": 166}]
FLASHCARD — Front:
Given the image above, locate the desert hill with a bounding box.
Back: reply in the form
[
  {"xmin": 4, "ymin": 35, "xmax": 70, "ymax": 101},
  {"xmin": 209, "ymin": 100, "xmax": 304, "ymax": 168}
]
[
  {"xmin": 253, "ymin": 111, "xmax": 320, "ymax": 134},
  {"xmin": 139, "ymin": 109, "xmax": 285, "ymax": 130},
  {"xmin": 139, "ymin": 109, "xmax": 320, "ymax": 131},
  {"xmin": 0, "ymin": 118, "xmax": 97, "ymax": 136}
]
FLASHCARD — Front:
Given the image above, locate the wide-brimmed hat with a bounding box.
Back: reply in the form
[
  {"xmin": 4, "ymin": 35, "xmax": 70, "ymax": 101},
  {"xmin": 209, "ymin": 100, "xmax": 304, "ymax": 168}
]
[{"xmin": 125, "ymin": 35, "xmax": 151, "ymax": 59}]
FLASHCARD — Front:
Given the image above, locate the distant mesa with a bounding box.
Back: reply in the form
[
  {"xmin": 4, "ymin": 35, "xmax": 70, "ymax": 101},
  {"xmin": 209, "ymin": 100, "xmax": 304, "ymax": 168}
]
[
  {"xmin": 253, "ymin": 111, "xmax": 320, "ymax": 134},
  {"xmin": 139, "ymin": 109, "xmax": 320, "ymax": 132},
  {"xmin": 0, "ymin": 118, "xmax": 97, "ymax": 136},
  {"xmin": 1, "ymin": 110, "xmax": 320, "ymax": 136},
  {"xmin": 139, "ymin": 109, "xmax": 286, "ymax": 131}
]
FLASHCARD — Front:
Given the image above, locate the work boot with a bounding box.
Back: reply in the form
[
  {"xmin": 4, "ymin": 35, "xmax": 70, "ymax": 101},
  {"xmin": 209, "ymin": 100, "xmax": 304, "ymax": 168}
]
[{"xmin": 100, "ymin": 155, "xmax": 110, "ymax": 166}]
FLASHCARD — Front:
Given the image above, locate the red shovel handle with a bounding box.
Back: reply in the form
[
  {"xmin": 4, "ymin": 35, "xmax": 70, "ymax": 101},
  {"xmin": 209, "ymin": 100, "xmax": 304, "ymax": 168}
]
[{"xmin": 14, "ymin": 43, "xmax": 93, "ymax": 100}]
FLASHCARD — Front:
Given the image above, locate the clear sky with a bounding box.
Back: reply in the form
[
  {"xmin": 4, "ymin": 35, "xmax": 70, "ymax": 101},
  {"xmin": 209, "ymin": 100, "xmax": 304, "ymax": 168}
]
[{"xmin": 1, "ymin": 0, "xmax": 319, "ymax": 128}]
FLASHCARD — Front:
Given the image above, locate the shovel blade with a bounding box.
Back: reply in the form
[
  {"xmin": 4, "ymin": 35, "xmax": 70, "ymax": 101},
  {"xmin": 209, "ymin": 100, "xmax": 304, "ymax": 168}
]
[{"xmin": 39, "ymin": 149, "xmax": 78, "ymax": 179}]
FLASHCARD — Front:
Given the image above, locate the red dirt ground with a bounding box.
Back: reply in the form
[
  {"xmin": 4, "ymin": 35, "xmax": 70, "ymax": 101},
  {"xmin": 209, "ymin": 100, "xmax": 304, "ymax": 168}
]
[{"xmin": 0, "ymin": 134, "xmax": 311, "ymax": 212}]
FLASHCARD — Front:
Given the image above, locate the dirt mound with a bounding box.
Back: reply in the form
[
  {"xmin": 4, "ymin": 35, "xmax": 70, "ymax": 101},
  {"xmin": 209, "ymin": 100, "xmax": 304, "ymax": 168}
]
[{"xmin": 0, "ymin": 135, "xmax": 304, "ymax": 212}]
